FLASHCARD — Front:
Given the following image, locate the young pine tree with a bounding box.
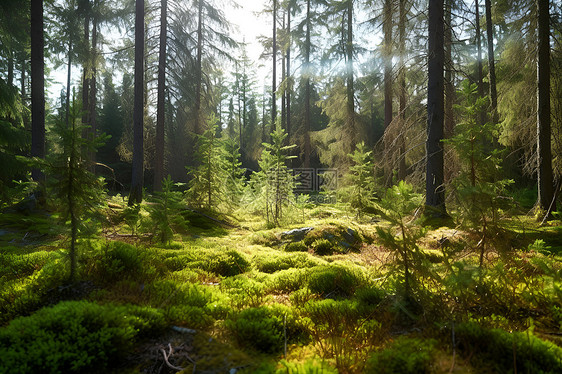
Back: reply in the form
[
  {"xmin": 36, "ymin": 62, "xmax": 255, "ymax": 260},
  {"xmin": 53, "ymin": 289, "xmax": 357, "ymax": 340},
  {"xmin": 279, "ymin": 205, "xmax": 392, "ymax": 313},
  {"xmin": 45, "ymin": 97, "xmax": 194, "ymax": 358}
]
[
  {"xmin": 45, "ymin": 93, "xmax": 106, "ymax": 283},
  {"xmin": 343, "ymin": 141, "xmax": 376, "ymax": 216},
  {"xmin": 223, "ymin": 138, "xmax": 245, "ymax": 211},
  {"xmin": 445, "ymin": 81, "xmax": 513, "ymax": 267},
  {"xmin": 187, "ymin": 115, "xmax": 228, "ymax": 212},
  {"xmin": 250, "ymin": 126, "xmax": 296, "ymax": 226}
]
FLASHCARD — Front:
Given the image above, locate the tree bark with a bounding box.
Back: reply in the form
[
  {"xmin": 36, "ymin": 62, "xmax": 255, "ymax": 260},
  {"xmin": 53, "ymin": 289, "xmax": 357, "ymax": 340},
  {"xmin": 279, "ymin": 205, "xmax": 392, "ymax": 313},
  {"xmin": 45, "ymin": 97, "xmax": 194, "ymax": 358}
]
[
  {"xmin": 345, "ymin": 0, "xmax": 355, "ymax": 147},
  {"xmin": 398, "ymin": 0, "xmax": 407, "ymax": 180},
  {"xmin": 31, "ymin": 0, "xmax": 45, "ymax": 182},
  {"xmin": 129, "ymin": 0, "xmax": 145, "ymax": 205},
  {"xmin": 383, "ymin": 0, "xmax": 393, "ymax": 131},
  {"xmin": 484, "ymin": 0, "xmax": 497, "ymax": 123},
  {"xmin": 82, "ymin": 1, "xmax": 90, "ymax": 130},
  {"xmin": 444, "ymin": 0, "xmax": 455, "ymax": 138},
  {"xmin": 195, "ymin": 0, "xmax": 203, "ymax": 135},
  {"xmin": 536, "ymin": 0, "xmax": 555, "ymax": 215},
  {"xmin": 272, "ymin": 0, "xmax": 277, "ymax": 129},
  {"xmin": 88, "ymin": 14, "xmax": 98, "ymax": 171},
  {"xmin": 154, "ymin": 0, "xmax": 167, "ymax": 191},
  {"xmin": 425, "ymin": 0, "xmax": 447, "ymax": 217},
  {"xmin": 475, "ymin": 0, "xmax": 485, "ymax": 126},
  {"xmin": 286, "ymin": 4, "xmax": 291, "ymax": 140},
  {"xmin": 303, "ymin": 0, "xmax": 311, "ymax": 168}
]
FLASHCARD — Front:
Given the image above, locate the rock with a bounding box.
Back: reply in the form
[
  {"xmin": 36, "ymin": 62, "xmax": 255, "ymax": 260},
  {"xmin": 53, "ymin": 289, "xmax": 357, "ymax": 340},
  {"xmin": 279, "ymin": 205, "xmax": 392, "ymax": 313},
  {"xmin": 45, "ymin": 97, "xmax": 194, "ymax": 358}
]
[{"xmin": 280, "ymin": 227, "xmax": 314, "ymax": 241}]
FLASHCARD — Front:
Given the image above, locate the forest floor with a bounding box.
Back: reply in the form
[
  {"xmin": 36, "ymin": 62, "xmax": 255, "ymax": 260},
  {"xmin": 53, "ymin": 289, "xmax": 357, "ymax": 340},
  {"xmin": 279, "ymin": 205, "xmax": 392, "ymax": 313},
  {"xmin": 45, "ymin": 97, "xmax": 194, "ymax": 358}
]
[{"xmin": 1, "ymin": 200, "xmax": 562, "ymax": 373}]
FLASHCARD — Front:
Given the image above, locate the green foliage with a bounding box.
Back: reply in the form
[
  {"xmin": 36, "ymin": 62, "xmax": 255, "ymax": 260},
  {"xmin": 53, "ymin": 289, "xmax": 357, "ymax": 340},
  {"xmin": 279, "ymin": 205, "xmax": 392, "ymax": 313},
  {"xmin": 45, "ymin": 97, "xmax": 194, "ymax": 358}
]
[
  {"xmin": 307, "ymin": 264, "xmax": 365, "ymax": 297},
  {"xmin": 226, "ymin": 305, "xmax": 305, "ymax": 354},
  {"xmin": 445, "ymin": 81, "xmax": 514, "ymax": 263},
  {"xmin": 248, "ymin": 126, "xmax": 297, "ymax": 226},
  {"xmin": 223, "ymin": 137, "xmax": 245, "ymax": 211},
  {"xmin": 342, "ymin": 141, "xmax": 376, "ymax": 216},
  {"xmin": 144, "ymin": 176, "xmax": 188, "ymax": 243},
  {"xmin": 312, "ymin": 238, "xmax": 335, "ymax": 255},
  {"xmin": 301, "ymin": 299, "xmax": 382, "ymax": 371},
  {"xmin": 187, "ymin": 116, "xmax": 228, "ymax": 212},
  {"xmin": 275, "ymin": 359, "xmax": 338, "ymax": 374},
  {"xmin": 252, "ymin": 251, "xmax": 322, "ymax": 273},
  {"xmin": 221, "ymin": 275, "xmax": 267, "ymax": 308},
  {"xmin": 375, "ymin": 181, "xmax": 426, "ymax": 299},
  {"xmin": 284, "ymin": 241, "xmax": 309, "ymax": 252},
  {"xmin": 365, "ymin": 337, "xmax": 436, "ymax": 374},
  {"xmin": 0, "ymin": 301, "xmax": 165, "ymax": 373},
  {"xmin": 43, "ymin": 97, "xmax": 107, "ymax": 282},
  {"xmin": 92, "ymin": 241, "xmax": 143, "ymax": 281},
  {"xmin": 455, "ymin": 322, "xmax": 562, "ymax": 373}
]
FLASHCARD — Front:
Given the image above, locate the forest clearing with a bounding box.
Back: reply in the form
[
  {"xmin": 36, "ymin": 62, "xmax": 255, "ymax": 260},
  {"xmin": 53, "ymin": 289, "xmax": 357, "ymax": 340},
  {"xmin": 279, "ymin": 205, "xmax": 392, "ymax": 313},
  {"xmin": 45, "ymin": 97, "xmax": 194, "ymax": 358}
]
[{"xmin": 1, "ymin": 0, "xmax": 562, "ymax": 372}]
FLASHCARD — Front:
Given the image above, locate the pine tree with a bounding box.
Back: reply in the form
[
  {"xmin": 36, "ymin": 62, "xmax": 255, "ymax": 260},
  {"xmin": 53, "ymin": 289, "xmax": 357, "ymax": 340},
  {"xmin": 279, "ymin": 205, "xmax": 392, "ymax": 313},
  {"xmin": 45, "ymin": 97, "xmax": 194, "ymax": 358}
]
[
  {"xmin": 343, "ymin": 142, "xmax": 376, "ymax": 216},
  {"xmin": 45, "ymin": 93, "xmax": 106, "ymax": 283}
]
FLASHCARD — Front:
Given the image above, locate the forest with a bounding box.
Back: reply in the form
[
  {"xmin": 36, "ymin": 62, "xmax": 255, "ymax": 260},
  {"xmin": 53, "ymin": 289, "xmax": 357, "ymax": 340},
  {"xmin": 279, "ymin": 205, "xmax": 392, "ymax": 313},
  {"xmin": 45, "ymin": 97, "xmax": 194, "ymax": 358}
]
[{"xmin": 0, "ymin": 0, "xmax": 561, "ymax": 372}]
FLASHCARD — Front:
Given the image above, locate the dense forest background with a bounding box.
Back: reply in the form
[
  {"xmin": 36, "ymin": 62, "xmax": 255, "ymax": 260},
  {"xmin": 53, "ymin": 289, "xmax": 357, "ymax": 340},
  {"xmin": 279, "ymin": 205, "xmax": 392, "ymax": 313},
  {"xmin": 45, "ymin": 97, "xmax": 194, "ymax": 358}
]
[{"xmin": 1, "ymin": 0, "xmax": 562, "ymax": 373}]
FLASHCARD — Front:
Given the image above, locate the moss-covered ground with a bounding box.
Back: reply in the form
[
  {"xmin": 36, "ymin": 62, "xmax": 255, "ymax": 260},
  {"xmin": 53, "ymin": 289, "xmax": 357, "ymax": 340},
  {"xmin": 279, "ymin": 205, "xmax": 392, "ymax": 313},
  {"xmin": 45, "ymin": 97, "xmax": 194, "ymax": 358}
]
[{"xmin": 1, "ymin": 201, "xmax": 561, "ymax": 373}]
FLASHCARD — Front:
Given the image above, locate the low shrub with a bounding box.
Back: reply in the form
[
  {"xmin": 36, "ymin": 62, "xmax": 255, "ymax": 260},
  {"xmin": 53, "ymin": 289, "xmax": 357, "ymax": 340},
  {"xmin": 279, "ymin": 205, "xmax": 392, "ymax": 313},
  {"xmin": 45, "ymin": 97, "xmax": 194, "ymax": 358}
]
[
  {"xmin": 307, "ymin": 265, "xmax": 364, "ymax": 297},
  {"xmin": 0, "ymin": 301, "xmax": 165, "ymax": 373},
  {"xmin": 267, "ymin": 268, "xmax": 309, "ymax": 292},
  {"xmin": 225, "ymin": 307, "xmax": 285, "ymax": 353},
  {"xmin": 365, "ymin": 337, "xmax": 436, "ymax": 374},
  {"xmin": 355, "ymin": 285, "xmax": 386, "ymax": 307},
  {"xmin": 455, "ymin": 322, "xmax": 562, "ymax": 373},
  {"xmin": 248, "ymin": 231, "xmax": 279, "ymax": 247},
  {"xmin": 312, "ymin": 239, "xmax": 335, "ymax": 256},
  {"xmin": 225, "ymin": 305, "xmax": 307, "ymax": 354},
  {"xmin": 284, "ymin": 241, "xmax": 309, "ymax": 252},
  {"xmin": 221, "ymin": 275, "xmax": 267, "ymax": 308},
  {"xmin": 275, "ymin": 359, "xmax": 338, "ymax": 373},
  {"xmin": 188, "ymin": 248, "xmax": 250, "ymax": 277},
  {"xmin": 253, "ymin": 251, "xmax": 322, "ymax": 273},
  {"xmin": 95, "ymin": 241, "xmax": 143, "ymax": 281}
]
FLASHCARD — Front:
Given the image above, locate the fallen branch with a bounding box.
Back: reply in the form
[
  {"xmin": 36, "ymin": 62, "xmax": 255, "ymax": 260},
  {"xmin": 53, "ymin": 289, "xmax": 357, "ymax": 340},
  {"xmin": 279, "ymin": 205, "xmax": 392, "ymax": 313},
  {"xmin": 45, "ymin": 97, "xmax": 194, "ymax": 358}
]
[{"xmin": 160, "ymin": 343, "xmax": 184, "ymax": 372}]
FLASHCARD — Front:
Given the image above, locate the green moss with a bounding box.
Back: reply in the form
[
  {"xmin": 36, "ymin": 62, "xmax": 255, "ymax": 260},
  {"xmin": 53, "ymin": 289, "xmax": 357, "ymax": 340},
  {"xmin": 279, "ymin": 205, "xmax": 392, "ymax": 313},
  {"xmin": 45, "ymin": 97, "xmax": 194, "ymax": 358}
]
[
  {"xmin": 307, "ymin": 264, "xmax": 365, "ymax": 297},
  {"xmin": 365, "ymin": 337, "xmax": 436, "ymax": 374}
]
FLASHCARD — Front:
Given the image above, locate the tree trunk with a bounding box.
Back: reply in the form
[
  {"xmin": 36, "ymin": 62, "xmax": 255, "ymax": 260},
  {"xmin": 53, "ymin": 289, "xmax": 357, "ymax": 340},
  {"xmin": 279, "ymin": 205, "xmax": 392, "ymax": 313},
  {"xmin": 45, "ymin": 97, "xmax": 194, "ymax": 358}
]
[
  {"xmin": 66, "ymin": 38, "xmax": 72, "ymax": 128},
  {"xmin": 88, "ymin": 14, "xmax": 98, "ymax": 171},
  {"xmin": 425, "ymin": 0, "xmax": 447, "ymax": 217},
  {"xmin": 398, "ymin": 0, "xmax": 407, "ymax": 180},
  {"xmin": 303, "ymin": 0, "xmax": 311, "ymax": 168},
  {"xmin": 444, "ymin": 0, "xmax": 455, "ymax": 138},
  {"xmin": 286, "ymin": 4, "xmax": 291, "ymax": 140},
  {"xmin": 82, "ymin": 1, "xmax": 90, "ymax": 129},
  {"xmin": 345, "ymin": 0, "xmax": 355, "ymax": 147},
  {"xmin": 475, "ymin": 0, "xmax": 485, "ymax": 126},
  {"xmin": 272, "ymin": 0, "xmax": 277, "ymax": 128},
  {"xmin": 195, "ymin": 0, "xmax": 203, "ymax": 134},
  {"xmin": 31, "ymin": 0, "xmax": 45, "ymax": 182},
  {"xmin": 154, "ymin": 0, "xmax": 167, "ymax": 191},
  {"xmin": 536, "ymin": 0, "xmax": 555, "ymax": 215},
  {"xmin": 129, "ymin": 0, "xmax": 145, "ymax": 205},
  {"xmin": 8, "ymin": 49, "xmax": 14, "ymax": 87},
  {"xmin": 485, "ymin": 0, "xmax": 497, "ymax": 123},
  {"xmin": 281, "ymin": 10, "xmax": 286, "ymax": 132},
  {"xmin": 383, "ymin": 0, "xmax": 393, "ymax": 131}
]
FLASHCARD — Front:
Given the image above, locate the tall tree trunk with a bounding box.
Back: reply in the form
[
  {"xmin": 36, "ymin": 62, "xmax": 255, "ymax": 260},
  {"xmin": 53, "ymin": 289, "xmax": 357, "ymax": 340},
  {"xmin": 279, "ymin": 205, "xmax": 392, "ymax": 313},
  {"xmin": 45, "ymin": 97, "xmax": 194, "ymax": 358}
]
[
  {"xmin": 154, "ymin": 0, "xmax": 167, "ymax": 191},
  {"xmin": 475, "ymin": 0, "xmax": 485, "ymax": 126},
  {"xmin": 425, "ymin": 0, "xmax": 446, "ymax": 216},
  {"xmin": 345, "ymin": 0, "xmax": 355, "ymax": 147},
  {"xmin": 383, "ymin": 0, "xmax": 393, "ymax": 131},
  {"xmin": 272, "ymin": 0, "xmax": 277, "ymax": 129},
  {"xmin": 484, "ymin": 0, "xmax": 497, "ymax": 122},
  {"xmin": 82, "ymin": 1, "xmax": 90, "ymax": 129},
  {"xmin": 31, "ymin": 0, "xmax": 45, "ymax": 182},
  {"xmin": 537, "ymin": 0, "xmax": 555, "ymax": 215},
  {"xmin": 88, "ymin": 14, "xmax": 98, "ymax": 171},
  {"xmin": 281, "ymin": 10, "xmax": 286, "ymax": 132},
  {"xmin": 66, "ymin": 39, "xmax": 72, "ymax": 128},
  {"xmin": 8, "ymin": 49, "xmax": 14, "ymax": 87},
  {"xmin": 129, "ymin": 0, "xmax": 145, "ymax": 205},
  {"xmin": 398, "ymin": 0, "xmax": 407, "ymax": 180},
  {"xmin": 303, "ymin": 0, "xmax": 311, "ymax": 168},
  {"xmin": 444, "ymin": 0, "xmax": 455, "ymax": 138},
  {"xmin": 195, "ymin": 0, "xmax": 203, "ymax": 134},
  {"xmin": 286, "ymin": 4, "xmax": 291, "ymax": 140}
]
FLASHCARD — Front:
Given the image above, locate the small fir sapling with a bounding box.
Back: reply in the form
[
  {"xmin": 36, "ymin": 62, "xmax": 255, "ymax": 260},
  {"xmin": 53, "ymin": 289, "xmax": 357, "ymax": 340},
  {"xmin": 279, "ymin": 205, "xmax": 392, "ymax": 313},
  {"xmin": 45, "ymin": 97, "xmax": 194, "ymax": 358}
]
[
  {"xmin": 144, "ymin": 175, "xmax": 188, "ymax": 243},
  {"xmin": 43, "ymin": 93, "xmax": 107, "ymax": 283},
  {"xmin": 444, "ymin": 80, "xmax": 513, "ymax": 267},
  {"xmin": 343, "ymin": 141, "xmax": 376, "ymax": 216},
  {"xmin": 375, "ymin": 181, "xmax": 425, "ymax": 300},
  {"xmin": 187, "ymin": 115, "xmax": 228, "ymax": 212},
  {"xmin": 222, "ymin": 137, "xmax": 245, "ymax": 211},
  {"xmin": 250, "ymin": 126, "xmax": 296, "ymax": 226}
]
